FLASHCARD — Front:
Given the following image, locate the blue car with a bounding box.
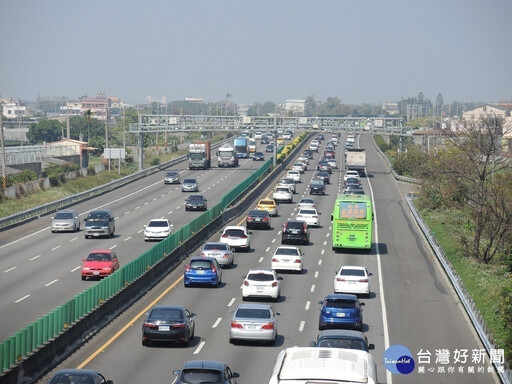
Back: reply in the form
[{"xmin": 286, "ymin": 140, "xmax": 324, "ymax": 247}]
[
  {"xmin": 184, "ymin": 257, "xmax": 222, "ymax": 287},
  {"xmin": 318, "ymin": 294, "xmax": 364, "ymax": 331}
]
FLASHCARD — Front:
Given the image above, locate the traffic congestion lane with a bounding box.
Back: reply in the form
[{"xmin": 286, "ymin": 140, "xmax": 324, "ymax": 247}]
[
  {"xmin": 38, "ymin": 134, "xmax": 388, "ymax": 384},
  {"xmin": 0, "ymin": 155, "xmax": 260, "ymax": 340}
]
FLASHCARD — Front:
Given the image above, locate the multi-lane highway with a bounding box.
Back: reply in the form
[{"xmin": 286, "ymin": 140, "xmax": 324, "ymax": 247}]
[{"xmin": 3, "ymin": 133, "xmax": 497, "ymax": 384}]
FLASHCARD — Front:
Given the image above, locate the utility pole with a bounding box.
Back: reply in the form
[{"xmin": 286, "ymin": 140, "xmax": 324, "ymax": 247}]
[
  {"xmin": 0, "ymin": 103, "xmax": 7, "ymax": 188},
  {"xmin": 105, "ymin": 107, "xmax": 109, "ymax": 149}
]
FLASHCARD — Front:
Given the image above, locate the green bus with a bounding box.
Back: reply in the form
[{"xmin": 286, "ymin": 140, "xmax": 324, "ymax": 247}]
[{"xmin": 331, "ymin": 194, "xmax": 373, "ymax": 251}]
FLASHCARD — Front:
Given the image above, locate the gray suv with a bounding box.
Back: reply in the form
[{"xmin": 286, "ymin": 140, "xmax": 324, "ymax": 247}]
[{"xmin": 84, "ymin": 209, "xmax": 115, "ymax": 239}]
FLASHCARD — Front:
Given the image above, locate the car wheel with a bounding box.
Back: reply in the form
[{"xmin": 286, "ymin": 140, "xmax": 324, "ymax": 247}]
[
  {"xmin": 242, "ymin": 296, "xmax": 247, "ymax": 301},
  {"xmin": 184, "ymin": 282, "xmax": 190, "ymax": 288},
  {"xmin": 142, "ymin": 339, "xmax": 150, "ymax": 347},
  {"xmin": 319, "ymin": 325, "xmax": 325, "ymax": 331},
  {"xmin": 81, "ymin": 275, "xmax": 86, "ymax": 281},
  {"xmin": 85, "ymin": 235, "xmax": 89, "ymax": 239}
]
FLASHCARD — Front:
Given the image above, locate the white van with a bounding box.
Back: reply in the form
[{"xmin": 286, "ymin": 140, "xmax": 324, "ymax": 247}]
[{"xmin": 268, "ymin": 347, "xmax": 377, "ymax": 384}]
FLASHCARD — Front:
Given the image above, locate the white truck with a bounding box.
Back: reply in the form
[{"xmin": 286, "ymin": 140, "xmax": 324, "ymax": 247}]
[
  {"xmin": 217, "ymin": 145, "xmax": 238, "ymax": 168},
  {"xmin": 269, "ymin": 347, "xmax": 378, "ymax": 384},
  {"xmin": 188, "ymin": 141, "xmax": 211, "ymax": 170},
  {"xmin": 344, "ymin": 148, "xmax": 367, "ymax": 176}
]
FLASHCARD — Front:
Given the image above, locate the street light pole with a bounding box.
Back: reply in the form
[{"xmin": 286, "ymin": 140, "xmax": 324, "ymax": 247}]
[{"xmin": 0, "ymin": 103, "xmax": 7, "ymax": 188}]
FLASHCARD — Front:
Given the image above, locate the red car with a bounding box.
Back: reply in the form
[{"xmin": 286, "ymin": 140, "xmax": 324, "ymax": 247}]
[{"xmin": 81, "ymin": 249, "xmax": 120, "ymax": 280}]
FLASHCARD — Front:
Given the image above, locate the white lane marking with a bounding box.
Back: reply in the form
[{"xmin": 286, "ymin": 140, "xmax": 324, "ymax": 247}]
[
  {"xmin": 305, "ymin": 301, "xmax": 310, "ymax": 311},
  {"xmin": 51, "ymin": 245, "xmax": 61, "ymax": 251},
  {"xmin": 30, "ymin": 255, "xmax": 41, "ymax": 261},
  {"xmin": 194, "ymin": 341, "xmax": 206, "ymax": 354},
  {"xmin": 321, "ymin": 249, "xmax": 325, "ymax": 255},
  {"xmin": 265, "ymin": 247, "xmax": 270, "ymax": 252},
  {"xmin": 323, "ymin": 240, "xmax": 327, "ymax": 246},
  {"xmin": 160, "ymin": 194, "xmax": 165, "ymax": 197},
  {"xmin": 314, "ymin": 271, "xmax": 319, "ymax": 278},
  {"xmin": 258, "ymin": 257, "xmax": 264, "ymax": 263},
  {"xmin": 328, "ymin": 226, "xmax": 332, "ymax": 230},
  {"xmin": 124, "ymin": 236, "xmax": 132, "ymax": 241},
  {"xmin": 115, "ymin": 216, "xmax": 120, "ymax": 220},
  {"xmin": 168, "ymin": 211, "xmax": 173, "ymax": 214},
  {"xmin": 15, "ymin": 295, "xmax": 30, "ymax": 303},
  {"xmin": 272, "ymin": 239, "xmax": 276, "ymax": 243},
  {"xmin": 326, "ymin": 233, "xmax": 330, "ymax": 238},
  {"xmin": 212, "ymin": 317, "xmax": 222, "ymax": 328},
  {"xmin": 144, "ymin": 202, "xmax": 149, "ymax": 205},
  {"xmin": 71, "ymin": 266, "xmax": 81, "ymax": 272},
  {"xmin": 135, "ymin": 206, "xmax": 140, "ymax": 210},
  {"xmin": 277, "ymin": 231, "xmax": 282, "ymax": 235},
  {"xmin": 227, "ymin": 298, "xmax": 236, "ymax": 307},
  {"xmin": 152, "ymin": 198, "xmax": 158, "ymax": 201},
  {"xmin": 124, "ymin": 211, "xmax": 130, "ymax": 215},
  {"xmin": 318, "ymin": 259, "xmax": 322, "ymax": 266},
  {"xmin": 70, "ymin": 237, "xmax": 78, "ymax": 242},
  {"xmin": 310, "ymin": 285, "xmax": 315, "ymax": 292},
  {"xmin": 137, "ymin": 229, "xmax": 143, "ymax": 233},
  {"xmin": 45, "ymin": 279, "xmax": 58, "ymax": 287},
  {"xmin": 109, "ymin": 245, "xmax": 118, "ymax": 249},
  {"xmin": 4, "ymin": 266, "xmax": 16, "ymax": 273},
  {"xmin": 299, "ymin": 321, "xmax": 305, "ymax": 332},
  {"xmin": 175, "ymin": 206, "xmax": 181, "ymax": 209}
]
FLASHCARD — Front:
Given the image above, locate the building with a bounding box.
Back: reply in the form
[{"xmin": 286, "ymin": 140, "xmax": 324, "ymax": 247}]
[
  {"xmin": 285, "ymin": 99, "xmax": 305, "ymax": 115},
  {"xmin": 462, "ymin": 105, "xmax": 508, "ymax": 120},
  {"xmin": 2, "ymin": 102, "xmax": 32, "ymax": 119},
  {"xmin": 382, "ymin": 102, "xmax": 399, "ymax": 115},
  {"xmin": 60, "ymin": 101, "xmax": 82, "ymax": 116}
]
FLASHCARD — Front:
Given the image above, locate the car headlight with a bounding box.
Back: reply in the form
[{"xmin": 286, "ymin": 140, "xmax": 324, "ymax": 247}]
[{"xmin": 82, "ymin": 267, "xmax": 90, "ymax": 271}]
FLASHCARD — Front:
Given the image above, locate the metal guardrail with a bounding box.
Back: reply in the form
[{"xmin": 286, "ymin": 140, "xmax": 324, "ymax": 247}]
[
  {"xmin": 372, "ymin": 134, "xmax": 511, "ymax": 383},
  {"xmin": 0, "ymin": 139, "xmax": 231, "ymax": 231}
]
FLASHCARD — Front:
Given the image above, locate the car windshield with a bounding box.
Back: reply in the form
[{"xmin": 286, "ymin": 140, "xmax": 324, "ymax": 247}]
[
  {"xmin": 224, "ymin": 229, "xmax": 245, "ymax": 237},
  {"xmin": 87, "ymin": 212, "xmax": 109, "ymax": 220},
  {"xmin": 203, "ymin": 243, "xmax": 228, "ymax": 251},
  {"xmin": 183, "ymin": 179, "xmax": 196, "ymax": 184},
  {"xmin": 180, "ymin": 369, "xmax": 222, "ymax": 384},
  {"xmin": 275, "ymin": 248, "xmax": 299, "ymax": 256},
  {"xmin": 187, "ymin": 195, "xmax": 204, "ymax": 201},
  {"xmin": 247, "ymin": 273, "xmax": 274, "ymax": 281},
  {"xmin": 149, "ymin": 307, "xmax": 183, "ymax": 320},
  {"xmin": 318, "ymin": 337, "xmax": 365, "ymax": 350},
  {"xmin": 167, "ymin": 172, "xmax": 178, "ymax": 177},
  {"xmin": 325, "ymin": 300, "xmax": 357, "ymax": 309},
  {"xmin": 190, "ymin": 260, "xmax": 213, "ymax": 269},
  {"xmin": 148, "ymin": 221, "xmax": 169, "ymax": 227},
  {"xmin": 55, "ymin": 212, "xmax": 73, "ymax": 219},
  {"xmin": 87, "ymin": 253, "xmax": 112, "ymax": 261},
  {"xmin": 235, "ymin": 308, "xmax": 271, "ymax": 319}
]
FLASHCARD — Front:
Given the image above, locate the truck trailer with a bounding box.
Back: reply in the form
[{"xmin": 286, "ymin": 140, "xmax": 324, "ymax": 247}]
[
  {"xmin": 344, "ymin": 148, "xmax": 367, "ymax": 176},
  {"xmin": 188, "ymin": 141, "xmax": 211, "ymax": 170}
]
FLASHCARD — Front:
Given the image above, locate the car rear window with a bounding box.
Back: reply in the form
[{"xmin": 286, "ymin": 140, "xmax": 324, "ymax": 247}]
[
  {"xmin": 224, "ymin": 229, "xmax": 245, "ymax": 237},
  {"xmin": 311, "ymin": 180, "xmax": 324, "ymax": 186},
  {"xmin": 181, "ymin": 369, "xmax": 222, "ymax": 383},
  {"xmin": 235, "ymin": 308, "xmax": 271, "ymax": 319},
  {"xmin": 249, "ymin": 210, "xmax": 267, "ymax": 217},
  {"xmin": 203, "ymin": 243, "xmax": 227, "ymax": 251},
  {"xmin": 299, "ymin": 209, "xmax": 316, "ymax": 215},
  {"xmin": 275, "ymin": 248, "xmax": 299, "ymax": 256},
  {"xmin": 275, "ymin": 188, "xmax": 290, "ymax": 193},
  {"xmin": 325, "ymin": 300, "xmax": 357, "ymax": 309},
  {"xmin": 86, "ymin": 220, "xmax": 109, "ymax": 227},
  {"xmin": 259, "ymin": 200, "xmax": 273, "ymax": 206},
  {"xmin": 340, "ymin": 269, "xmax": 365, "ymax": 276},
  {"xmin": 318, "ymin": 338, "xmax": 365, "ymax": 350},
  {"xmin": 286, "ymin": 222, "xmax": 305, "ymax": 230},
  {"xmin": 190, "ymin": 260, "xmax": 213, "ymax": 269},
  {"xmin": 247, "ymin": 273, "xmax": 274, "ymax": 281},
  {"xmin": 150, "ymin": 308, "xmax": 183, "ymax": 320}
]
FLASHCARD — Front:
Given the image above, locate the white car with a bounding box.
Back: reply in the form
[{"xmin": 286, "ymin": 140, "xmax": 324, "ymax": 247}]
[
  {"xmin": 219, "ymin": 226, "xmax": 251, "ymax": 252},
  {"xmin": 292, "ymin": 161, "xmax": 307, "ymax": 173},
  {"xmin": 296, "ymin": 208, "xmax": 320, "ymax": 227},
  {"xmin": 278, "ymin": 178, "xmax": 296, "ymax": 194},
  {"xmin": 144, "ymin": 219, "xmax": 173, "ymax": 241},
  {"xmin": 273, "ymin": 187, "xmax": 293, "ymax": 203},
  {"xmin": 271, "ymin": 246, "xmax": 303, "ymax": 272},
  {"xmin": 297, "ymin": 198, "xmax": 317, "ymax": 210},
  {"xmin": 309, "ymin": 143, "xmax": 319, "ymax": 152},
  {"xmin": 286, "ymin": 170, "xmax": 301, "ymax": 183},
  {"xmin": 326, "ymin": 158, "xmax": 338, "ymax": 169},
  {"xmin": 344, "ymin": 170, "xmax": 361, "ymax": 182},
  {"xmin": 334, "ymin": 266, "xmax": 372, "ymax": 297},
  {"xmin": 297, "ymin": 155, "xmax": 310, "ymax": 164},
  {"xmin": 242, "ymin": 269, "xmax": 281, "ymax": 301}
]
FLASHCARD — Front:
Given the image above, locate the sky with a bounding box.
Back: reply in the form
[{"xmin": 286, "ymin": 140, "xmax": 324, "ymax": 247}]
[{"xmin": 1, "ymin": 0, "xmax": 511, "ymax": 106}]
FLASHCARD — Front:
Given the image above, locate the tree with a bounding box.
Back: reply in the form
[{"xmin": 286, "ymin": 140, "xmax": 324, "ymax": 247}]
[
  {"xmin": 425, "ymin": 114, "xmax": 512, "ymax": 263},
  {"xmin": 435, "ymin": 93, "xmax": 444, "ymax": 115},
  {"xmin": 27, "ymin": 119, "xmax": 63, "ymax": 143}
]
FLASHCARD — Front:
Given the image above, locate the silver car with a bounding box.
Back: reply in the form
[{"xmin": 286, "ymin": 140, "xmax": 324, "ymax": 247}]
[
  {"xmin": 181, "ymin": 178, "xmax": 199, "ymax": 192},
  {"xmin": 273, "ymin": 187, "xmax": 293, "ymax": 203},
  {"xmin": 229, "ymin": 303, "xmax": 278, "ymax": 345},
  {"xmin": 164, "ymin": 171, "xmax": 181, "ymax": 184},
  {"xmin": 200, "ymin": 242, "xmax": 234, "ymax": 268},
  {"xmin": 51, "ymin": 209, "xmax": 80, "ymax": 232}
]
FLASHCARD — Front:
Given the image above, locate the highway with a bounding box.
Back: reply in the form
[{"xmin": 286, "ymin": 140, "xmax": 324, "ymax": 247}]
[
  {"xmin": 7, "ymin": 133, "xmax": 497, "ymax": 384},
  {"xmin": 0, "ymin": 149, "xmax": 260, "ymax": 341}
]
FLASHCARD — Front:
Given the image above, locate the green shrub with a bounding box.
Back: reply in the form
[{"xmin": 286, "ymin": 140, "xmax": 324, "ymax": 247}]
[
  {"xmin": 150, "ymin": 157, "xmax": 161, "ymax": 166},
  {"xmin": 498, "ymin": 278, "xmax": 512, "ymax": 361},
  {"xmin": 6, "ymin": 170, "xmax": 39, "ymax": 187}
]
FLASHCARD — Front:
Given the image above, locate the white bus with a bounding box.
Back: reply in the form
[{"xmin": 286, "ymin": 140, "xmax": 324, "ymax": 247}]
[{"xmin": 269, "ymin": 347, "xmax": 377, "ymax": 384}]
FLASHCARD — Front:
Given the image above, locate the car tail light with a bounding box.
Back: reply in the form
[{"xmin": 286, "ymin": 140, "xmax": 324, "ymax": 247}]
[
  {"xmin": 211, "ymin": 266, "xmax": 217, "ymax": 273},
  {"xmin": 313, "ymin": 215, "xmax": 318, "ymax": 218},
  {"xmin": 359, "ymin": 279, "xmax": 368, "ymax": 283},
  {"xmin": 271, "ymin": 258, "xmax": 278, "ymax": 262},
  {"xmin": 271, "ymin": 282, "xmax": 278, "ymax": 287},
  {"xmin": 143, "ymin": 322, "xmax": 157, "ymax": 329},
  {"xmin": 239, "ymin": 235, "xmax": 247, "ymax": 239},
  {"xmin": 336, "ymin": 278, "xmax": 347, "ymax": 282},
  {"xmin": 263, "ymin": 217, "xmax": 269, "ymax": 222},
  {"xmin": 221, "ymin": 234, "xmax": 228, "ymax": 238},
  {"xmin": 294, "ymin": 259, "xmax": 301, "ymax": 263},
  {"xmin": 243, "ymin": 280, "xmax": 249, "ymax": 286},
  {"xmin": 185, "ymin": 265, "xmax": 191, "ymax": 272},
  {"xmin": 173, "ymin": 323, "xmax": 186, "ymax": 328},
  {"xmin": 200, "ymin": 252, "xmax": 205, "ymax": 257},
  {"xmin": 231, "ymin": 321, "xmax": 243, "ymax": 329},
  {"xmin": 246, "ymin": 217, "xmax": 253, "ymax": 222},
  {"xmin": 261, "ymin": 322, "xmax": 275, "ymax": 330},
  {"xmin": 222, "ymin": 253, "xmax": 229, "ymax": 259}
]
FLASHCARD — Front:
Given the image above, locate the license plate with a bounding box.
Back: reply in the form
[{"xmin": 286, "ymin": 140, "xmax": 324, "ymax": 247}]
[
  {"xmin": 336, "ymin": 313, "xmax": 346, "ymax": 317},
  {"xmin": 159, "ymin": 326, "xmax": 170, "ymax": 331},
  {"xmin": 197, "ymin": 270, "xmax": 205, "ymax": 274},
  {"xmin": 348, "ymin": 281, "xmax": 356, "ymax": 284},
  {"xmin": 245, "ymin": 325, "xmax": 258, "ymax": 330},
  {"xmin": 93, "ymin": 233, "xmax": 100, "ymax": 236},
  {"xmin": 93, "ymin": 271, "xmax": 100, "ymax": 276},
  {"xmin": 255, "ymin": 218, "xmax": 261, "ymax": 222}
]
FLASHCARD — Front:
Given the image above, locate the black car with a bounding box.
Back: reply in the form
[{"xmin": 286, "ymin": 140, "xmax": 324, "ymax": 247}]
[
  {"xmin": 265, "ymin": 144, "xmax": 275, "ymax": 153},
  {"xmin": 173, "ymin": 360, "xmax": 239, "ymax": 384},
  {"xmin": 185, "ymin": 195, "xmax": 208, "ymax": 211},
  {"xmin": 253, "ymin": 151, "xmax": 265, "ymax": 161},
  {"xmin": 345, "ymin": 177, "xmax": 361, "ymax": 188},
  {"xmin": 343, "ymin": 184, "xmax": 362, "ymax": 194},
  {"xmin": 261, "ymin": 135, "xmax": 269, "ymax": 144},
  {"xmin": 345, "ymin": 188, "xmax": 366, "ymax": 195},
  {"xmin": 142, "ymin": 305, "xmax": 195, "ymax": 346},
  {"xmin": 317, "ymin": 134, "xmax": 325, "ymax": 141},
  {"xmin": 303, "ymin": 149, "xmax": 314, "ymax": 159},
  {"xmin": 309, "ymin": 329, "xmax": 375, "ymax": 352},
  {"xmin": 309, "ymin": 179, "xmax": 326, "ymax": 195},
  {"xmin": 281, "ymin": 220, "xmax": 310, "ymax": 245},
  {"xmin": 316, "ymin": 171, "xmax": 331, "ymax": 184},
  {"xmin": 246, "ymin": 209, "xmax": 271, "ymax": 230},
  {"xmin": 48, "ymin": 369, "xmax": 113, "ymax": 384}
]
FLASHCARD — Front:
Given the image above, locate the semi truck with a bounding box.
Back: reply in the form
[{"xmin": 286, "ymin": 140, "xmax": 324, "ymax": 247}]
[
  {"xmin": 217, "ymin": 145, "xmax": 238, "ymax": 167},
  {"xmin": 188, "ymin": 141, "xmax": 211, "ymax": 170},
  {"xmin": 344, "ymin": 148, "xmax": 367, "ymax": 176}
]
